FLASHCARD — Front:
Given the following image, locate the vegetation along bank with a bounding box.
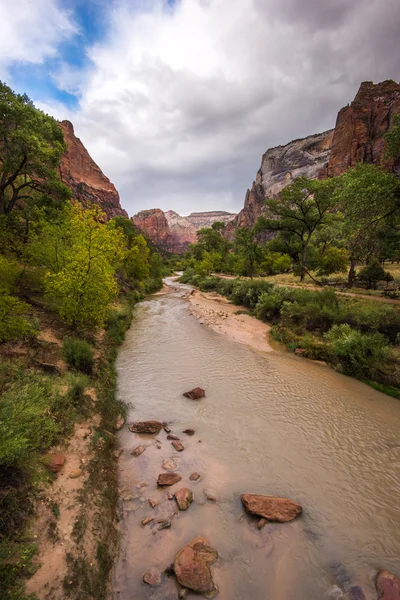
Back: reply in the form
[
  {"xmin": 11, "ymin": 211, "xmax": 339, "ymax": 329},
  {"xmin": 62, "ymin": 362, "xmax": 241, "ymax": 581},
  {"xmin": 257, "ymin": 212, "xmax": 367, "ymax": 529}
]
[{"xmin": 0, "ymin": 82, "xmax": 167, "ymax": 599}]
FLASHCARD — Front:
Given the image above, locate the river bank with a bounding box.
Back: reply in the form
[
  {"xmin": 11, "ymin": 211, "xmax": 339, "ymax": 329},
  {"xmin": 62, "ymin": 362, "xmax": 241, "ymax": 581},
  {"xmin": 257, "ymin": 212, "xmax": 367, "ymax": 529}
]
[
  {"xmin": 180, "ymin": 271, "xmax": 400, "ymax": 397},
  {"xmin": 186, "ymin": 288, "xmax": 274, "ymax": 353}
]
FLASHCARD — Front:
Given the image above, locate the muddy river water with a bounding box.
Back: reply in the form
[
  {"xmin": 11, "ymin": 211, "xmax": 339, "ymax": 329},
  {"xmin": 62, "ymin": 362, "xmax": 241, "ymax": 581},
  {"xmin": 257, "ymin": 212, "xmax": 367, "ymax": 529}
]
[{"xmin": 113, "ymin": 279, "xmax": 400, "ymax": 600}]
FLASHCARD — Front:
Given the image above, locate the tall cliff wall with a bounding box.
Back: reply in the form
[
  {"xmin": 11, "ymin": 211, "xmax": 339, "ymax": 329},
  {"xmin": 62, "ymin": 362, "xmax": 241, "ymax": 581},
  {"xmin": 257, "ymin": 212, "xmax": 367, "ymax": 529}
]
[
  {"xmin": 228, "ymin": 130, "xmax": 333, "ymax": 233},
  {"xmin": 230, "ymin": 79, "xmax": 400, "ymax": 234},
  {"xmin": 326, "ymin": 79, "xmax": 400, "ymax": 177},
  {"xmin": 58, "ymin": 120, "xmax": 128, "ymax": 219}
]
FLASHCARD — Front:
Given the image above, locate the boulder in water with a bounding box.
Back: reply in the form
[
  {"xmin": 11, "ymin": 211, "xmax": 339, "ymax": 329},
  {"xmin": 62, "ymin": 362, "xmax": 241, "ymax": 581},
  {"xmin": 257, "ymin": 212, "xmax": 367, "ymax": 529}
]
[
  {"xmin": 171, "ymin": 440, "xmax": 184, "ymax": 452},
  {"xmin": 183, "ymin": 429, "xmax": 195, "ymax": 436},
  {"xmin": 376, "ymin": 569, "xmax": 400, "ymax": 600},
  {"xmin": 241, "ymin": 494, "xmax": 302, "ymax": 522},
  {"xmin": 162, "ymin": 458, "xmax": 178, "ymax": 471},
  {"xmin": 167, "ymin": 434, "xmax": 180, "ymax": 440},
  {"xmin": 157, "ymin": 473, "xmax": 182, "ymax": 486},
  {"xmin": 129, "ymin": 420, "xmax": 165, "ymax": 434},
  {"xmin": 175, "ymin": 488, "xmax": 194, "ymax": 511},
  {"xmin": 183, "ymin": 387, "xmax": 205, "ymax": 400},
  {"xmin": 174, "ymin": 536, "xmax": 218, "ymax": 596},
  {"xmin": 143, "ymin": 568, "xmax": 162, "ymax": 586},
  {"xmin": 130, "ymin": 445, "xmax": 146, "ymax": 456}
]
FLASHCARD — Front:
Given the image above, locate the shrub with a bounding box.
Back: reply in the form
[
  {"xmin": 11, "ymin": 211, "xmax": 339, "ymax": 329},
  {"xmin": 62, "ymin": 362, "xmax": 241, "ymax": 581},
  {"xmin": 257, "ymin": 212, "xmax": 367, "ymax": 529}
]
[
  {"xmin": 325, "ymin": 324, "xmax": 393, "ymax": 380},
  {"xmin": 357, "ymin": 259, "xmax": 391, "ymax": 289},
  {"xmin": 106, "ymin": 305, "xmax": 132, "ymax": 345},
  {"xmin": 340, "ymin": 301, "xmax": 400, "ymax": 342},
  {"xmin": 0, "ymin": 292, "xmax": 36, "ymax": 343},
  {"xmin": 255, "ymin": 291, "xmax": 285, "ymax": 321},
  {"xmin": 0, "ymin": 375, "xmax": 59, "ymax": 470},
  {"xmin": 230, "ymin": 280, "xmax": 275, "ymax": 308},
  {"xmin": 62, "ymin": 338, "xmax": 94, "ymax": 374}
]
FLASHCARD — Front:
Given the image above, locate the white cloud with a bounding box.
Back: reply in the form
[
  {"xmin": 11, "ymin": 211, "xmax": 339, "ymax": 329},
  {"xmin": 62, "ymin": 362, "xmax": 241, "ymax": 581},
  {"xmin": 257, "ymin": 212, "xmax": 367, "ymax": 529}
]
[
  {"xmin": 0, "ymin": 0, "xmax": 77, "ymax": 79},
  {"xmin": 11, "ymin": 0, "xmax": 400, "ymax": 216}
]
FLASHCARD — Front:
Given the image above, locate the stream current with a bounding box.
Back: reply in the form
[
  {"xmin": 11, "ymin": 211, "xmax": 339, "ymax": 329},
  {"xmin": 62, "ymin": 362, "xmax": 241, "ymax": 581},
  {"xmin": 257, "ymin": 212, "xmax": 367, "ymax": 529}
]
[{"xmin": 113, "ymin": 278, "xmax": 400, "ymax": 600}]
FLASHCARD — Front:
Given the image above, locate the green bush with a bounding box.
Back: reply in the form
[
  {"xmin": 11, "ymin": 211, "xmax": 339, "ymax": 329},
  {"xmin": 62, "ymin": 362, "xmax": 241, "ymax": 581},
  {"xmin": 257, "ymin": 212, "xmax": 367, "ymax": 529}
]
[
  {"xmin": 229, "ymin": 280, "xmax": 275, "ymax": 308},
  {"xmin": 255, "ymin": 290, "xmax": 286, "ymax": 321},
  {"xmin": 357, "ymin": 258, "xmax": 392, "ymax": 289},
  {"xmin": 63, "ymin": 337, "xmax": 94, "ymax": 374},
  {"xmin": 325, "ymin": 324, "xmax": 393, "ymax": 380},
  {"xmin": 339, "ymin": 301, "xmax": 400, "ymax": 342},
  {"xmin": 0, "ymin": 292, "xmax": 36, "ymax": 342},
  {"xmin": 0, "ymin": 375, "xmax": 59, "ymax": 470}
]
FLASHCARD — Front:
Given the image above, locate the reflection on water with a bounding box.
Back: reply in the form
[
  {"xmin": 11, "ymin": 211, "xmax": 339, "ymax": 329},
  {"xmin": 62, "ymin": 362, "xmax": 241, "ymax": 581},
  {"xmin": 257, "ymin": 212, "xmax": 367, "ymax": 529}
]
[{"xmin": 113, "ymin": 279, "xmax": 400, "ymax": 600}]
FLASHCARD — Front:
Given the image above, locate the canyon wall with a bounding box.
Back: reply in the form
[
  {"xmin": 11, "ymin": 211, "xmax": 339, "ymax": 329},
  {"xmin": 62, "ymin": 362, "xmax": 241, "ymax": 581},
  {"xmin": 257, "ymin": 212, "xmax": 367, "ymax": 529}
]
[
  {"xmin": 58, "ymin": 120, "xmax": 128, "ymax": 219},
  {"xmin": 326, "ymin": 79, "xmax": 400, "ymax": 177},
  {"xmin": 230, "ymin": 79, "xmax": 400, "ymax": 234},
  {"xmin": 133, "ymin": 209, "xmax": 237, "ymax": 253},
  {"xmin": 228, "ymin": 130, "xmax": 333, "ymax": 233}
]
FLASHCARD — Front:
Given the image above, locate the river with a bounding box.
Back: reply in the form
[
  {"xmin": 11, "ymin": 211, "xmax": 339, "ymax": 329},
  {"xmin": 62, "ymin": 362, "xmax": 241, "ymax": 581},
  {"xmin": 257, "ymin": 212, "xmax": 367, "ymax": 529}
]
[{"xmin": 113, "ymin": 278, "xmax": 400, "ymax": 600}]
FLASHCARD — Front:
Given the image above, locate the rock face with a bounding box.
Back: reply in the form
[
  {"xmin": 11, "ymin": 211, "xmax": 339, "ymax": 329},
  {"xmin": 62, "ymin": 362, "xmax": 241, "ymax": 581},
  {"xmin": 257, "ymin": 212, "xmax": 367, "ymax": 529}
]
[
  {"xmin": 327, "ymin": 80, "xmax": 400, "ymax": 178},
  {"xmin": 241, "ymin": 494, "xmax": 302, "ymax": 522},
  {"xmin": 58, "ymin": 120, "xmax": 128, "ymax": 219},
  {"xmin": 228, "ymin": 79, "xmax": 400, "ymax": 235},
  {"xmin": 376, "ymin": 569, "xmax": 400, "ymax": 600},
  {"xmin": 186, "ymin": 211, "xmax": 236, "ymax": 229},
  {"xmin": 134, "ymin": 209, "xmax": 236, "ymax": 253},
  {"xmin": 132, "ymin": 209, "xmax": 177, "ymax": 253},
  {"xmin": 227, "ymin": 130, "xmax": 333, "ymax": 235},
  {"xmin": 174, "ymin": 536, "xmax": 218, "ymax": 596},
  {"xmin": 165, "ymin": 210, "xmax": 198, "ymax": 247}
]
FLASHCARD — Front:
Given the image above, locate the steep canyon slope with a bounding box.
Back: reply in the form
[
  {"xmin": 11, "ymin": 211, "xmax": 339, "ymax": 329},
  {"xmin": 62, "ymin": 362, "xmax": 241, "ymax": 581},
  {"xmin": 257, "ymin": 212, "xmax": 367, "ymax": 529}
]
[{"xmin": 58, "ymin": 120, "xmax": 128, "ymax": 219}]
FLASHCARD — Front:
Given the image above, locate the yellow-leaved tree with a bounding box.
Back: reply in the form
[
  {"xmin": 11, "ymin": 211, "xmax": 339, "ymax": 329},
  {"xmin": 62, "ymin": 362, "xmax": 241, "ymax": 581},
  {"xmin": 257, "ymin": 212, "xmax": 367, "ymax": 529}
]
[{"xmin": 30, "ymin": 203, "xmax": 126, "ymax": 329}]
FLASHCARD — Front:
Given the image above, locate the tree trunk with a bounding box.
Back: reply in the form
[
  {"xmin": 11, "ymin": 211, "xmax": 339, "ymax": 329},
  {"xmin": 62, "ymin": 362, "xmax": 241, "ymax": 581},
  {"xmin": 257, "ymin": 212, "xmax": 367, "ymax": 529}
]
[{"xmin": 347, "ymin": 258, "xmax": 356, "ymax": 288}]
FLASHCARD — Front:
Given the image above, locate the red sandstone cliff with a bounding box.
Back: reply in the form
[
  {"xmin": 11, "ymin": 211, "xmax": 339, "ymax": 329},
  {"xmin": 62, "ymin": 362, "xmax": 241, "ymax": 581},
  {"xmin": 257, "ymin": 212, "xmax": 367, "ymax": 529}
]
[
  {"xmin": 326, "ymin": 79, "xmax": 400, "ymax": 177},
  {"xmin": 58, "ymin": 120, "xmax": 128, "ymax": 219},
  {"xmin": 132, "ymin": 209, "xmax": 178, "ymax": 253}
]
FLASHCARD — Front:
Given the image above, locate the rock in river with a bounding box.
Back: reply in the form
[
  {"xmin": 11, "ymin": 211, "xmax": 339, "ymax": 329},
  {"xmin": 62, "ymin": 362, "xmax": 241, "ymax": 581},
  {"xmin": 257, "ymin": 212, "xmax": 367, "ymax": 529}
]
[
  {"xmin": 183, "ymin": 429, "xmax": 195, "ymax": 436},
  {"xmin": 129, "ymin": 421, "xmax": 166, "ymax": 434},
  {"xmin": 175, "ymin": 488, "xmax": 194, "ymax": 511},
  {"xmin": 167, "ymin": 434, "xmax": 180, "ymax": 441},
  {"xmin": 241, "ymin": 494, "xmax": 302, "ymax": 522},
  {"xmin": 131, "ymin": 445, "xmax": 146, "ymax": 457},
  {"xmin": 174, "ymin": 536, "xmax": 218, "ymax": 596},
  {"xmin": 157, "ymin": 473, "xmax": 182, "ymax": 486},
  {"xmin": 376, "ymin": 569, "xmax": 400, "ymax": 600},
  {"xmin": 183, "ymin": 387, "xmax": 205, "ymax": 400},
  {"xmin": 162, "ymin": 458, "xmax": 178, "ymax": 471},
  {"xmin": 143, "ymin": 568, "xmax": 161, "ymax": 586},
  {"xmin": 171, "ymin": 440, "xmax": 184, "ymax": 452}
]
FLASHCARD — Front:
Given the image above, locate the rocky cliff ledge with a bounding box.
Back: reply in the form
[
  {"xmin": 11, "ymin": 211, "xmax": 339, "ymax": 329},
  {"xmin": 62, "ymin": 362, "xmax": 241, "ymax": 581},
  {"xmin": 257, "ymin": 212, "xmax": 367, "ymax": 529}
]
[
  {"xmin": 186, "ymin": 211, "xmax": 236, "ymax": 229},
  {"xmin": 228, "ymin": 130, "xmax": 333, "ymax": 233},
  {"xmin": 58, "ymin": 120, "xmax": 128, "ymax": 219},
  {"xmin": 326, "ymin": 79, "xmax": 400, "ymax": 177}
]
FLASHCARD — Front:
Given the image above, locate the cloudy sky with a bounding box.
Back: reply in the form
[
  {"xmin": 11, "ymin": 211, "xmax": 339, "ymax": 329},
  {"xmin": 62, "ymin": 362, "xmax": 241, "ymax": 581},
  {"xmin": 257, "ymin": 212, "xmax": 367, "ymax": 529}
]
[{"xmin": 1, "ymin": 0, "xmax": 399, "ymax": 216}]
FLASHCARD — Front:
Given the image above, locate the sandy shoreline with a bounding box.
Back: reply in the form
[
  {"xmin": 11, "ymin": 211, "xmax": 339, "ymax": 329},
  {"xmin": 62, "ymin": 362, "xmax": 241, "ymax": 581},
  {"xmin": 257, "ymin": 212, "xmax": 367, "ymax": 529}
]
[{"xmin": 186, "ymin": 288, "xmax": 274, "ymax": 353}]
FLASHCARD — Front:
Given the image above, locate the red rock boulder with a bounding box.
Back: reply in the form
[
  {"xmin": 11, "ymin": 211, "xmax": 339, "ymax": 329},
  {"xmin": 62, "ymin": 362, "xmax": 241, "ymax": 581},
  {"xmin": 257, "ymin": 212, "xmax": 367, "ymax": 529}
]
[
  {"xmin": 241, "ymin": 494, "xmax": 302, "ymax": 522},
  {"xmin": 183, "ymin": 388, "xmax": 205, "ymax": 400},
  {"xmin": 129, "ymin": 421, "xmax": 165, "ymax": 434},
  {"xmin": 376, "ymin": 569, "xmax": 400, "ymax": 600},
  {"xmin": 174, "ymin": 536, "xmax": 218, "ymax": 596}
]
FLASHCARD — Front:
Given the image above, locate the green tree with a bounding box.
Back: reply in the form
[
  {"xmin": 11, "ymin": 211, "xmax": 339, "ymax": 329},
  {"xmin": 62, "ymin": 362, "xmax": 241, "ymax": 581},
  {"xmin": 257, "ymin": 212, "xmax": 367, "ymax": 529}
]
[
  {"xmin": 333, "ymin": 164, "xmax": 400, "ymax": 286},
  {"xmin": 0, "ymin": 81, "xmax": 70, "ymax": 215},
  {"xmin": 30, "ymin": 204, "xmax": 126, "ymax": 329},
  {"xmin": 234, "ymin": 227, "xmax": 262, "ymax": 279},
  {"xmin": 263, "ymin": 177, "xmax": 337, "ymax": 281}
]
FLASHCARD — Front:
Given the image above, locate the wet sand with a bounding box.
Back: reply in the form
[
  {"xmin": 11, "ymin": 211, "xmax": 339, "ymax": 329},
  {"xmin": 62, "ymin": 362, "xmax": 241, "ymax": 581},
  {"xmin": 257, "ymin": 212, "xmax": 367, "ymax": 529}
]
[{"xmin": 187, "ymin": 288, "xmax": 273, "ymax": 353}]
